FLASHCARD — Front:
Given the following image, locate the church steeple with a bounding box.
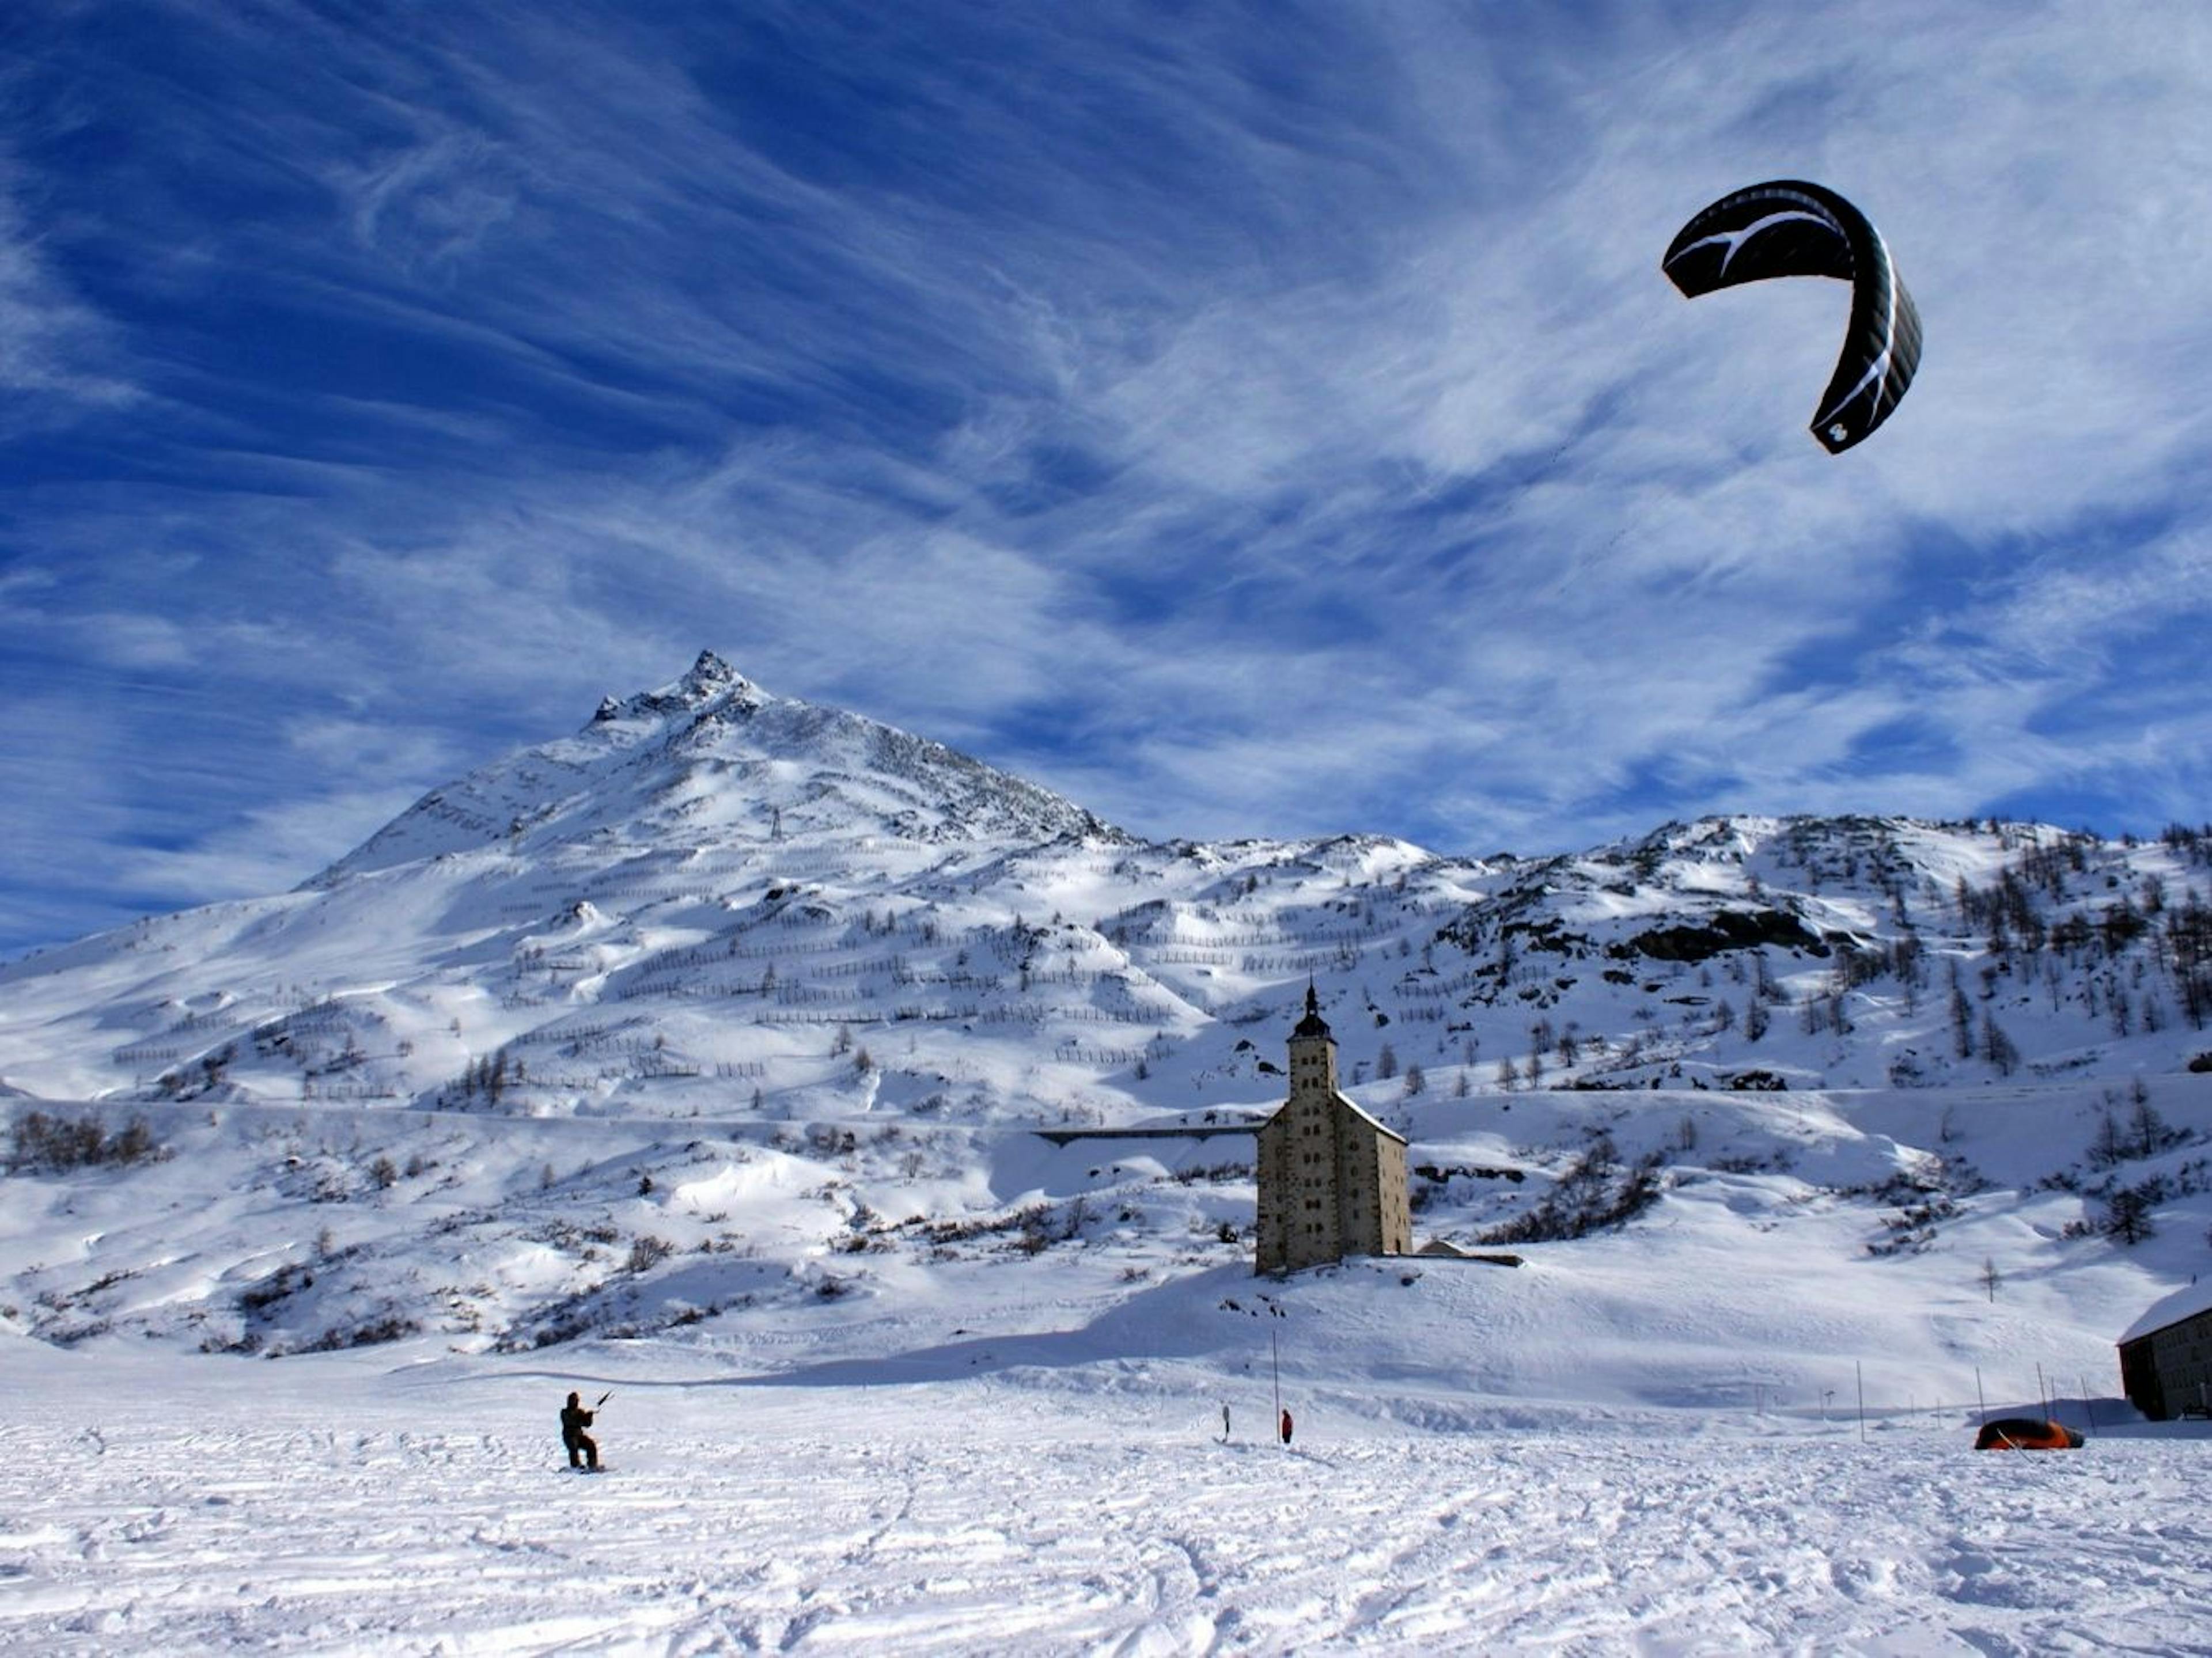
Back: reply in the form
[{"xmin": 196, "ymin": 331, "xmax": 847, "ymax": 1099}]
[{"xmin": 1287, "ymin": 979, "xmax": 1336, "ymax": 1095}]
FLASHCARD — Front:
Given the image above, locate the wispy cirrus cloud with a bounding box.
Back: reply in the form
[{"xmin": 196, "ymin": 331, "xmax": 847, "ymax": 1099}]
[
  {"xmin": 3, "ymin": 0, "xmax": 2211, "ymax": 954},
  {"xmin": 0, "ymin": 166, "xmax": 136, "ymax": 420}
]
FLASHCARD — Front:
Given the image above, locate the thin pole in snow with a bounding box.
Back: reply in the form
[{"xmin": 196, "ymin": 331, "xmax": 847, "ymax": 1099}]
[
  {"xmin": 2037, "ymin": 1363, "xmax": 2048, "ymax": 1418},
  {"xmin": 1856, "ymin": 1361, "xmax": 1866, "ymax": 1444},
  {"xmin": 2080, "ymin": 1375, "xmax": 2096, "ymax": 1437},
  {"xmin": 1975, "ymin": 1365, "xmax": 1986, "ymax": 1422}
]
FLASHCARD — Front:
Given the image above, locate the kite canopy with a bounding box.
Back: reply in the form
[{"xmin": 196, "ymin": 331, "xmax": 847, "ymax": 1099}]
[
  {"xmin": 1973, "ymin": 1417, "xmax": 2083, "ymax": 1451},
  {"xmin": 1662, "ymin": 180, "xmax": 1922, "ymax": 454}
]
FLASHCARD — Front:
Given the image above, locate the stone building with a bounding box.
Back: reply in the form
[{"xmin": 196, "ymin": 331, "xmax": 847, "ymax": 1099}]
[
  {"xmin": 2119, "ymin": 1283, "xmax": 2212, "ymax": 1420},
  {"xmin": 1255, "ymin": 986, "xmax": 1412, "ymax": 1275}
]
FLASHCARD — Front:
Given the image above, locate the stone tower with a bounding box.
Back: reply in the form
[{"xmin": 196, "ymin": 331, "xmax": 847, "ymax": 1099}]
[{"xmin": 1254, "ymin": 985, "xmax": 1412, "ymax": 1274}]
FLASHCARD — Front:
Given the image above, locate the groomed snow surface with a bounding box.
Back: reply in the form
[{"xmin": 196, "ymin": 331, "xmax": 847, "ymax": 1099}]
[{"xmin": 7, "ymin": 1330, "xmax": 2210, "ymax": 1654}]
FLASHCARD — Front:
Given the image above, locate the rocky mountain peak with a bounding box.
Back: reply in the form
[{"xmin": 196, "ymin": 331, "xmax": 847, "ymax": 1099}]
[
  {"xmin": 593, "ymin": 649, "xmax": 764, "ymax": 727},
  {"xmin": 314, "ymin": 652, "xmax": 1119, "ymax": 883}
]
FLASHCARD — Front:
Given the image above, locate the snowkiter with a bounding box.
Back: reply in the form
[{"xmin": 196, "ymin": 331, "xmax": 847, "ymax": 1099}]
[{"xmin": 561, "ymin": 1391, "xmax": 600, "ymax": 1470}]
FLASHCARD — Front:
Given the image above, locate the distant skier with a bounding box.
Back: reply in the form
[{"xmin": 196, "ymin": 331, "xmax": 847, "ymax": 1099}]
[
  {"xmin": 1279, "ymin": 1409, "xmax": 1294, "ymax": 1447},
  {"xmin": 560, "ymin": 1391, "xmax": 604, "ymax": 1471}
]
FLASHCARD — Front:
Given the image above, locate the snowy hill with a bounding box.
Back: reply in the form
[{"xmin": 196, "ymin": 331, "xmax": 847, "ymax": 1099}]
[
  {"xmin": 7, "ymin": 655, "xmax": 2212, "ymax": 1647},
  {"xmin": 1, "ymin": 654, "xmax": 2209, "ymax": 1398}
]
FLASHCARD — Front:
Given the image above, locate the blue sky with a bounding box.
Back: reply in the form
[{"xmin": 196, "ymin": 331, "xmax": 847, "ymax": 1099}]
[{"xmin": 5, "ymin": 1, "xmax": 2211, "ymax": 955}]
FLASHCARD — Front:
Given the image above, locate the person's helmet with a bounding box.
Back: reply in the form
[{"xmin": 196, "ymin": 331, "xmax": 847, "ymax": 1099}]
[{"xmin": 567, "ymin": 1391, "xmax": 579, "ymax": 1406}]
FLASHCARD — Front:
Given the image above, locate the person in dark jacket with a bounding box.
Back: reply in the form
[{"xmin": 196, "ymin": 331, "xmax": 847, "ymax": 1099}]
[{"xmin": 560, "ymin": 1391, "xmax": 600, "ymax": 1470}]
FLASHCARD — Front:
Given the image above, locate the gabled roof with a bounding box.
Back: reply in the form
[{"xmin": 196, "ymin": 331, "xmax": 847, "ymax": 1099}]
[
  {"xmin": 1263, "ymin": 1088, "xmax": 1406, "ymax": 1147},
  {"xmin": 1336, "ymin": 1091, "xmax": 1407, "ymax": 1147},
  {"xmin": 2120, "ymin": 1278, "xmax": 2212, "ymax": 1345}
]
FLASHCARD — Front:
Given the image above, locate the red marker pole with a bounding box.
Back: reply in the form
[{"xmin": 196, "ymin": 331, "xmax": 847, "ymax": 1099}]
[{"xmin": 1271, "ymin": 1328, "xmax": 1281, "ymax": 1445}]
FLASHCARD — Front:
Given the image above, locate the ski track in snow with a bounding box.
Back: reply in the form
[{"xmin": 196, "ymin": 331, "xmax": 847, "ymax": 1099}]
[{"xmin": 4, "ymin": 1361, "xmax": 2210, "ymax": 1655}]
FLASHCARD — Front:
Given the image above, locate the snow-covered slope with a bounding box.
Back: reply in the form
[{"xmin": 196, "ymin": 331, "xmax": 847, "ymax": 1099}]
[
  {"xmin": 6, "ymin": 654, "xmax": 2212, "ymax": 1647},
  {"xmin": 1, "ymin": 655, "xmax": 2208, "ymax": 1403},
  {"xmin": 317, "ymin": 651, "xmax": 1119, "ymax": 882}
]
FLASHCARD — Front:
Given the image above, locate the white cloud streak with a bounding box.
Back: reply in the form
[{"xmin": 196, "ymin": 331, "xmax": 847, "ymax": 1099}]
[{"xmin": 5, "ymin": 0, "xmax": 2212, "ymax": 952}]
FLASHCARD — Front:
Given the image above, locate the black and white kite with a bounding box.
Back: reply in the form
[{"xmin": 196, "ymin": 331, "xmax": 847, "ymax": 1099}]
[{"xmin": 1662, "ymin": 180, "xmax": 1922, "ymax": 454}]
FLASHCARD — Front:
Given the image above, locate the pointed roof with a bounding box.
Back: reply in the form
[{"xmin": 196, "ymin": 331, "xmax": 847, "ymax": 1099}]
[{"xmin": 1291, "ymin": 980, "xmax": 1332, "ymax": 1042}]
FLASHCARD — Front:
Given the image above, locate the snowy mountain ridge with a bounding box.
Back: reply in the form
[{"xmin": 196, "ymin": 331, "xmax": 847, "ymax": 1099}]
[
  {"xmin": 316, "ymin": 650, "xmax": 1119, "ymax": 883},
  {"xmin": 1, "ymin": 654, "xmax": 2209, "ymax": 1435}
]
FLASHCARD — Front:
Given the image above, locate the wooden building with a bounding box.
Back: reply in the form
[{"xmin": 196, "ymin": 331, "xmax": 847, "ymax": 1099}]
[
  {"xmin": 1255, "ymin": 986, "xmax": 1412, "ymax": 1275},
  {"xmin": 2119, "ymin": 1283, "xmax": 2212, "ymax": 1420}
]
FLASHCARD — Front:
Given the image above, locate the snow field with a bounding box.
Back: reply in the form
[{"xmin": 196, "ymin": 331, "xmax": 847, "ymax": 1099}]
[{"xmin": 4, "ymin": 1343, "xmax": 2209, "ymax": 1655}]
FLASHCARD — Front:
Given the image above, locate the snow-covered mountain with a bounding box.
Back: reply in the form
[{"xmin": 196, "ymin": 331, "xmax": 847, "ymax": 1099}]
[
  {"xmin": 2, "ymin": 652, "xmax": 2209, "ymax": 1424},
  {"xmin": 317, "ymin": 651, "xmax": 1120, "ymax": 883}
]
